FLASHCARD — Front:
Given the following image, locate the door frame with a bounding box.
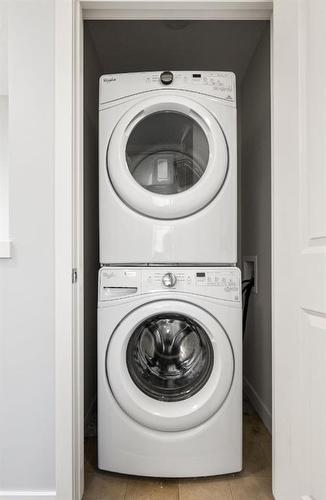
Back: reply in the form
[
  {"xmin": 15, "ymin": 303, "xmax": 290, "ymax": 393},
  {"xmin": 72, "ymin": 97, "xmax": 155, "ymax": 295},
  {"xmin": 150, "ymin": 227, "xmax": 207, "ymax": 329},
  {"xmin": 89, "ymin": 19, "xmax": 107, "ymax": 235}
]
[{"xmin": 55, "ymin": 1, "xmax": 283, "ymax": 499}]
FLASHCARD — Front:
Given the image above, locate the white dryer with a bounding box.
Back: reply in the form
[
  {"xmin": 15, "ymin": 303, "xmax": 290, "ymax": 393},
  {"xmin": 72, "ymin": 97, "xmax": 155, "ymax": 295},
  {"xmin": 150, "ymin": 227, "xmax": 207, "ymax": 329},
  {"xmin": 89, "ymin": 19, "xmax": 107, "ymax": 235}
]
[
  {"xmin": 99, "ymin": 71, "xmax": 237, "ymax": 265},
  {"xmin": 98, "ymin": 266, "xmax": 242, "ymax": 477}
]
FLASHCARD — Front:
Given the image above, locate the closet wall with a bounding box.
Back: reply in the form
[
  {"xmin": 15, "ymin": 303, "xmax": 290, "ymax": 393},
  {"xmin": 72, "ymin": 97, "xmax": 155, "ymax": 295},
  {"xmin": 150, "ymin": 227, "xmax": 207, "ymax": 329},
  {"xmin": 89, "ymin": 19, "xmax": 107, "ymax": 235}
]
[
  {"xmin": 83, "ymin": 20, "xmax": 271, "ymax": 426},
  {"xmin": 241, "ymin": 25, "xmax": 272, "ymax": 430},
  {"xmin": 84, "ymin": 25, "xmax": 101, "ymax": 429}
]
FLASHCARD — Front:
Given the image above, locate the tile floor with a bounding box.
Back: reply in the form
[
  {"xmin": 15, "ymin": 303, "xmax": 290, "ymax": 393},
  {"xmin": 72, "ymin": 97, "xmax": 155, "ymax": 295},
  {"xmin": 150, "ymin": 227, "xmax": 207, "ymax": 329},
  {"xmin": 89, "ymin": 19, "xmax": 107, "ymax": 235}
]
[{"xmin": 83, "ymin": 412, "xmax": 272, "ymax": 500}]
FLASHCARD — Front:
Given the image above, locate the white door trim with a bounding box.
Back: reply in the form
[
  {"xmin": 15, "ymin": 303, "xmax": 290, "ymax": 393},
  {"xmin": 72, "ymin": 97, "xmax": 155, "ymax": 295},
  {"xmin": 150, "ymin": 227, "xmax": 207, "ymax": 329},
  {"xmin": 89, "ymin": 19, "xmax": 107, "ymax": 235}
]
[
  {"xmin": 83, "ymin": 2, "xmax": 272, "ymax": 20},
  {"xmin": 55, "ymin": 2, "xmax": 274, "ymax": 500},
  {"xmin": 54, "ymin": 1, "xmax": 74, "ymax": 500}
]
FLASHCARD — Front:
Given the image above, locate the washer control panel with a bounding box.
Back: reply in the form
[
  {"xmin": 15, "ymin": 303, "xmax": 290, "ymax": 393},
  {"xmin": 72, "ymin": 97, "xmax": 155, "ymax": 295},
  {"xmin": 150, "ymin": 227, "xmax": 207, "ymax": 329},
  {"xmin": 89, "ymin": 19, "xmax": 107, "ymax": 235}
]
[
  {"xmin": 99, "ymin": 71, "xmax": 236, "ymax": 106},
  {"xmin": 142, "ymin": 269, "xmax": 240, "ymax": 301},
  {"xmin": 99, "ymin": 267, "xmax": 241, "ymax": 302}
]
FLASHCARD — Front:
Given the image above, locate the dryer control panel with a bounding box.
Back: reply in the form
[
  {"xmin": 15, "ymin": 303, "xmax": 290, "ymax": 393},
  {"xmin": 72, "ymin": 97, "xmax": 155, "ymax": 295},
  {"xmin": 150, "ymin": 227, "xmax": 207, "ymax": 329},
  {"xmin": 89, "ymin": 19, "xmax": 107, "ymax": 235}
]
[
  {"xmin": 99, "ymin": 71, "xmax": 236, "ymax": 106},
  {"xmin": 99, "ymin": 267, "xmax": 241, "ymax": 302}
]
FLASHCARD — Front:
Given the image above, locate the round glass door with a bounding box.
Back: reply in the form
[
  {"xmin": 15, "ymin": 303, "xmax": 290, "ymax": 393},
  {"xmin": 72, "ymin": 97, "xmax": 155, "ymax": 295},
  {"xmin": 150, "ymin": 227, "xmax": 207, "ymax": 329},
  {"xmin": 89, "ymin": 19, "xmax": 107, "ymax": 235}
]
[
  {"xmin": 126, "ymin": 313, "xmax": 214, "ymax": 402},
  {"xmin": 106, "ymin": 299, "xmax": 234, "ymax": 432},
  {"xmin": 126, "ymin": 112, "xmax": 209, "ymax": 195},
  {"xmin": 107, "ymin": 96, "xmax": 228, "ymax": 219}
]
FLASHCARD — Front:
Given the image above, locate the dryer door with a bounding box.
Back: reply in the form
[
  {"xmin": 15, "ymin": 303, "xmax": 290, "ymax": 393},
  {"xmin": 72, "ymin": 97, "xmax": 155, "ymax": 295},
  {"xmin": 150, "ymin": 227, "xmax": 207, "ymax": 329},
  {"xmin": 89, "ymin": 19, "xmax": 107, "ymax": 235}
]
[
  {"xmin": 106, "ymin": 300, "xmax": 234, "ymax": 431},
  {"xmin": 107, "ymin": 95, "xmax": 228, "ymax": 219}
]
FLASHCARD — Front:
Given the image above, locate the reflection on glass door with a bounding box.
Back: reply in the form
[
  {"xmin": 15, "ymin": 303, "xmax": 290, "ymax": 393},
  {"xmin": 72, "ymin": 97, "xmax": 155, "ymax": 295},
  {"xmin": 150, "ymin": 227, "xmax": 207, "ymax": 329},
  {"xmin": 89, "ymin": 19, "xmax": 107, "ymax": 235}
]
[
  {"xmin": 126, "ymin": 112, "xmax": 209, "ymax": 195},
  {"xmin": 127, "ymin": 313, "xmax": 214, "ymax": 402}
]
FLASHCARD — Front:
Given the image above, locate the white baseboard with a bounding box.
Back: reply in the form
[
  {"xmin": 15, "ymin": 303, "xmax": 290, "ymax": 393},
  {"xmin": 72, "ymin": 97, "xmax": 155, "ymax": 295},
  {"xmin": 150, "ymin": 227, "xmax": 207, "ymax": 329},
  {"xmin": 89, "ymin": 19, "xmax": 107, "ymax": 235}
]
[
  {"xmin": 244, "ymin": 377, "xmax": 272, "ymax": 433},
  {"xmin": 0, "ymin": 492, "xmax": 55, "ymax": 499}
]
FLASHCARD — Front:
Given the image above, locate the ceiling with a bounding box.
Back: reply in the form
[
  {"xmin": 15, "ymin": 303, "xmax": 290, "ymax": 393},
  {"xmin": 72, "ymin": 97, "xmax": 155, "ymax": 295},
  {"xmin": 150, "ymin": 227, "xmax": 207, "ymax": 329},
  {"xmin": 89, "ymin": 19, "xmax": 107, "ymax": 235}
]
[{"xmin": 85, "ymin": 20, "xmax": 269, "ymax": 84}]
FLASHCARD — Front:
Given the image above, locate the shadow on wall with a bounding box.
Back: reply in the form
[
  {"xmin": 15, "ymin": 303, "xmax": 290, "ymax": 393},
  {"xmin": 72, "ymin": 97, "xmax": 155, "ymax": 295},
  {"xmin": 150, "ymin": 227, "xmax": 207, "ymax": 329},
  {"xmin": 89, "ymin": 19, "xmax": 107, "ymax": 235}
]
[{"xmin": 241, "ymin": 25, "xmax": 271, "ymax": 432}]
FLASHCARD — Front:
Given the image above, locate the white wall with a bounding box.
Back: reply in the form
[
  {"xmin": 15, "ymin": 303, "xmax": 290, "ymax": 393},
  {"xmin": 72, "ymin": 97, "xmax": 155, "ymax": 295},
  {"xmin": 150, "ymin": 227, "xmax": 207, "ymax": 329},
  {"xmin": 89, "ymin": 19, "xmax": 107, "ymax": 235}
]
[
  {"xmin": 0, "ymin": 1, "xmax": 55, "ymax": 495},
  {"xmin": 0, "ymin": 3, "xmax": 10, "ymax": 255},
  {"xmin": 241, "ymin": 26, "xmax": 272, "ymax": 431}
]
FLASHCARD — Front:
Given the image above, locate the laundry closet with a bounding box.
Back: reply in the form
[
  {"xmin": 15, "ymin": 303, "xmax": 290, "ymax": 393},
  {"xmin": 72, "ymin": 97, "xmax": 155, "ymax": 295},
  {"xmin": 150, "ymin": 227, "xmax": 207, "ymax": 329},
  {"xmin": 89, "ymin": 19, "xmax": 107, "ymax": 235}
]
[{"xmin": 83, "ymin": 18, "xmax": 271, "ymax": 497}]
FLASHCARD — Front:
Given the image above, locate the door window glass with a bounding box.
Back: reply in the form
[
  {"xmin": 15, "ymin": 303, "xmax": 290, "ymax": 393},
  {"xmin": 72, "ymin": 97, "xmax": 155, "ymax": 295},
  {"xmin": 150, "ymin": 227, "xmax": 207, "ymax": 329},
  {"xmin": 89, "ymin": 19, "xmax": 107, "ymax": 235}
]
[
  {"xmin": 126, "ymin": 112, "xmax": 209, "ymax": 195},
  {"xmin": 126, "ymin": 313, "xmax": 214, "ymax": 402}
]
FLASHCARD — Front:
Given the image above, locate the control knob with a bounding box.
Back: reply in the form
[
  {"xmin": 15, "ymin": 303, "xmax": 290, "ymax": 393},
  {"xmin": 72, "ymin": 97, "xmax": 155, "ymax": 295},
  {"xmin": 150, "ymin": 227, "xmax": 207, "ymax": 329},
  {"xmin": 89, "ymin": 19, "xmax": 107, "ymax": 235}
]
[
  {"xmin": 160, "ymin": 71, "xmax": 173, "ymax": 85},
  {"xmin": 162, "ymin": 272, "xmax": 177, "ymax": 288}
]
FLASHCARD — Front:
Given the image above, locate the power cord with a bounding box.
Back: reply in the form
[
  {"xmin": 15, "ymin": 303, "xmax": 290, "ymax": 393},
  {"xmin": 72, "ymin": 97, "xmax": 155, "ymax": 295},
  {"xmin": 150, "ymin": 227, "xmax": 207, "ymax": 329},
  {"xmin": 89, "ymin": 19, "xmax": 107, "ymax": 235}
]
[{"xmin": 242, "ymin": 277, "xmax": 255, "ymax": 339}]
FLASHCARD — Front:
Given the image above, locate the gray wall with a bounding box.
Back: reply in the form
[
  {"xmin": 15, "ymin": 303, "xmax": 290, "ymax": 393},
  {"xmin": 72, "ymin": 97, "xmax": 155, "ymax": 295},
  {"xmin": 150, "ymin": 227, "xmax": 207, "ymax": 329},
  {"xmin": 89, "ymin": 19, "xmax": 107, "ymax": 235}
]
[
  {"xmin": 241, "ymin": 26, "xmax": 272, "ymax": 431},
  {"xmin": 85, "ymin": 20, "xmax": 268, "ymax": 81},
  {"xmin": 83, "ymin": 25, "xmax": 101, "ymax": 426},
  {"xmin": 83, "ymin": 21, "xmax": 269, "ymax": 424},
  {"xmin": 0, "ymin": 0, "xmax": 55, "ymax": 493}
]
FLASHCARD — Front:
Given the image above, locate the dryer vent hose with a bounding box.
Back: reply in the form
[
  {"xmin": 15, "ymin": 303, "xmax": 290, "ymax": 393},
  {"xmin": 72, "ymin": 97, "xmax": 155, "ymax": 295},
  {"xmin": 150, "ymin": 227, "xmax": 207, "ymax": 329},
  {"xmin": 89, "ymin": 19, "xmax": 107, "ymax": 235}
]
[{"xmin": 242, "ymin": 277, "xmax": 255, "ymax": 339}]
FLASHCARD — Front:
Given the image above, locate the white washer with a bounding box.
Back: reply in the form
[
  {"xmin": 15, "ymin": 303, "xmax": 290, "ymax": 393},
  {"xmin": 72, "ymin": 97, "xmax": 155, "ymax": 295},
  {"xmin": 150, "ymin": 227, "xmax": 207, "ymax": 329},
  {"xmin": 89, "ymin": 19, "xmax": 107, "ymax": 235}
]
[
  {"xmin": 99, "ymin": 71, "xmax": 237, "ymax": 265},
  {"xmin": 98, "ymin": 266, "xmax": 242, "ymax": 477}
]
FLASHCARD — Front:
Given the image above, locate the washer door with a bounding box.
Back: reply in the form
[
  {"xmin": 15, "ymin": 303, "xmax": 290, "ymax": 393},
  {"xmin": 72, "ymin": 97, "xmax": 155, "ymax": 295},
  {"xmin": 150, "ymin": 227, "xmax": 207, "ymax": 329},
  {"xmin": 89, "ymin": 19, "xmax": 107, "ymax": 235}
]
[
  {"xmin": 106, "ymin": 300, "xmax": 234, "ymax": 431},
  {"xmin": 107, "ymin": 95, "xmax": 228, "ymax": 219}
]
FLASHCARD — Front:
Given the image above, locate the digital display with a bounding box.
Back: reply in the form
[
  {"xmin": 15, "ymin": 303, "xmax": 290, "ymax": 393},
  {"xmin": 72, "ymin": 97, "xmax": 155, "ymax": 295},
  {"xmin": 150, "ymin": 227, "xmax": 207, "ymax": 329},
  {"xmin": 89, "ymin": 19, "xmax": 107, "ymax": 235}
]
[
  {"xmin": 196, "ymin": 272, "xmax": 206, "ymax": 277},
  {"xmin": 192, "ymin": 74, "xmax": 201, "ymax": 78}
]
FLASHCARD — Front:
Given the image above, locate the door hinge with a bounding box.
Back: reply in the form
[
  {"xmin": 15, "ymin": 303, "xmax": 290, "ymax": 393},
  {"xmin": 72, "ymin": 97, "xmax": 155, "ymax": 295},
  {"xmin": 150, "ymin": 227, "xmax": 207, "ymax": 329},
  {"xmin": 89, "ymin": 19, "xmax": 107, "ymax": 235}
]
[{"xmin": 72, "ymin": 268, "xmax": 78, "ymax": 284}]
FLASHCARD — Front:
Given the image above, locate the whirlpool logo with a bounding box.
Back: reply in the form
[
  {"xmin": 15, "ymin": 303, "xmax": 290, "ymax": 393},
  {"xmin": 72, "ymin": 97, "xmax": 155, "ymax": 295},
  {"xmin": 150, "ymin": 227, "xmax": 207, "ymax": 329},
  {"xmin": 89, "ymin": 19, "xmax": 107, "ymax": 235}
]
[{"xmin": 103, "ymin": 77, "xmax": 117, "ymax": 83}]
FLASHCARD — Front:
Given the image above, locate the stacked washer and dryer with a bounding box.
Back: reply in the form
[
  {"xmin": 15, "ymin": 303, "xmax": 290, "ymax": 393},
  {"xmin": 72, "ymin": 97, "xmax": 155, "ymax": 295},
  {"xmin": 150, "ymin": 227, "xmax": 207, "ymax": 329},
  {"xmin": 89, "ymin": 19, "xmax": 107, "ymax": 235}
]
[{"xmin": 97, "ymin": 70, "xmax": 242, "ymax": 477}]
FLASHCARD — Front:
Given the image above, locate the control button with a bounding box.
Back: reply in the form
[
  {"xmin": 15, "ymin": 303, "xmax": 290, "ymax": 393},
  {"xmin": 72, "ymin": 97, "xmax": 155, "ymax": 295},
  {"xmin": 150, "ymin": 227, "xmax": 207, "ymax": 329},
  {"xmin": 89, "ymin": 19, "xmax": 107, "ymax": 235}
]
[
  {"xmin": 160, "ymin": 71, "xmax": 173, "ymax": 85},
  {"xmin": 162, "ymin": 272, "xmax": 177, "ymax": 288}
]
